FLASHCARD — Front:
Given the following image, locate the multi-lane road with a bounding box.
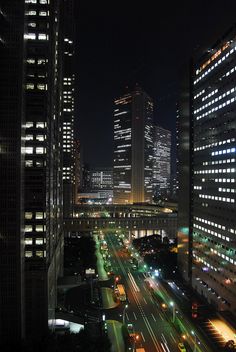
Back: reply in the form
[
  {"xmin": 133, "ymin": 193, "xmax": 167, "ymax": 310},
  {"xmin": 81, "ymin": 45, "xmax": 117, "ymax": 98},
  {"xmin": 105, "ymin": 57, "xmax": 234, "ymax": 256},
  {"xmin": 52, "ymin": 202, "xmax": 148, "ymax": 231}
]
[{"xmin": 104, "ymin": 232, "xmax": 213, "ymax": 352}]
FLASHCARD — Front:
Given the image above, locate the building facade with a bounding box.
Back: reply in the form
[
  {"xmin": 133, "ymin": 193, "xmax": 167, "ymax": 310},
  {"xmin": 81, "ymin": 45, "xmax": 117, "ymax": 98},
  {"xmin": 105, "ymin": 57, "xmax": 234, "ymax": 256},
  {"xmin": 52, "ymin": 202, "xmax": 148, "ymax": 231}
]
[
  {"xmin": 90, "ymin": 167, "xmax": 113, "ymax": 190},
  {"xmin": 178, "ymin": 25, "xmax": 236, "ymax": 314},
  {"xmin": 0, "ymin": 0, "xmax": 70, "ymax": 342},
  {"xmin": 60, "ymin": 0, "xmax": 76, "ymax": 217},
  {"xmin": 153, "ymin": 125, "xmax": 171, "ymax": 198},
  {"xmin": 113, "ymin": 85, "xmax": 153, "ymax": 204}
]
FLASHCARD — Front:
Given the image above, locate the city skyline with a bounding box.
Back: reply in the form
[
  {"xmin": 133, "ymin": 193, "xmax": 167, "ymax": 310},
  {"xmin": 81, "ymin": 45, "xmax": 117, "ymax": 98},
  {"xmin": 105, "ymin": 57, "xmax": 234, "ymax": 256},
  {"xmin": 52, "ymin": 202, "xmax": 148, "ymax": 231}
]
[{"xmin": 76, "ymin": 0, "xmax": 236, "ymax": 169}]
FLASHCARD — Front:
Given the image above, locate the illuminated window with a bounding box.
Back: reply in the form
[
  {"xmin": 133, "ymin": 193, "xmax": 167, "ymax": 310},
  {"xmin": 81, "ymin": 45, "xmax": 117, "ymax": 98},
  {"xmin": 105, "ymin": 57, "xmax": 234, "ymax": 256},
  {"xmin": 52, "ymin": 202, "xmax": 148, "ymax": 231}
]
[
  {"xmin": 35, "ymin": 212, "xmax": 44, "ymax": 219},
  {"xmin": 25, "ymin": 10, "xmax": 37, "ymax": 16},
  {"xmin": 24, "ymin": 33, "xmax": 36, "ymax": 40},
  {"xmin": 25, "ymin": 147, "xmax": 33, "ymax": 154},
  {"xmin": 36, "ymin": 135, "xmax": 44, "ymax": 141},
  {"xmin": 25, "ymin": 251, "xmax": 33, "ymax": 257},
  {"xmin": 27, "ymin": 58, "xmax": 35, "ymax": 64},
  {"xmin": 38, "ymin": 33, "xmax": 47, "ymax": 40},
  {"xmin": 36, "ymin": 238, "xmax": 44, "ymax": 245},
  {"xmin": 36, "ymin": 122, "xmax": 45, "ymax": 128},
  {"xmin": 28, "ymin": 22, "xmax": 36, "ymax": 27},
  {"xmin": 36, "ymin": 225, "xmax": 44, "ymax": 232},
  {"xmin": 36, "ymin": 147, "xmax": 44, "ymax": 154},
  {"xmin": 37, "ymin": 83, "xmax": 47, "ymax": 90},
  {"xmin": 25, "ymin": 0, "xmax": 37, "ymax": 3},
  {"xmin": 38, "ymin": 59, "xmax": 46, "ymax": 65},
  {"xmin": 26, "ymin": 135, "xmax": 33, "ymax": 141},
  {"xmin": 36, "ymin": 251, "xmax": 44, "ymax": 257},
  {"xmin": 26, "ymin": 122, "xmax": 34, "ymax": 128},
  {"xmin": 26, "ymin": 83, "xmax": 34, "ymax": 90},
  {"xmin": 25, "ymin": 160, "xmax": 33, "ymax": 167},
  {"xmin": 36, "ymin": 161, "xmax": 44, "ymax": 167},
  {"xmin": 25, "ymin": 225, "xmax": 33, "ymax": 232},
  {"xmin": 25, "ymin": 212, "xmax": 33, "ymax": 219},
  {"xmin": 25, "ymin": 238, "xmax": 33, "ymax": 245},
  {"xmin": 39, "ymin": 11, "xmax": 47, "ymax": 16}
]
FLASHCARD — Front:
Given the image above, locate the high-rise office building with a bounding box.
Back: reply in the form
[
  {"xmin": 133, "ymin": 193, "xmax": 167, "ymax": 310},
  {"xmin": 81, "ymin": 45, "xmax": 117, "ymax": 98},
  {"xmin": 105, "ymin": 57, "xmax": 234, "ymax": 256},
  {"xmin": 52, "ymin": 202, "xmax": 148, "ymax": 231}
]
[
  {"xmin": 153, "ymin": 125, "xmax": 171, "ymax": 198},
  {"xmin": 24, "ymin": 0, "xmax": 64, "ymax": 337},
  {"xmin": 0, "ymin": 1, "xmax": 25, "ymax": 342},
  {"xmin": 60, "ymin": 0, "xmax": 76, "ymax": 217},
  {"xmin": 178, "ymin": 25, "xmax": 236, "ymax": 314},
  {"xmin": 90, "ymin": 167, "xmax": 113, "ymax": 190},
  {"xmin": 113, "ymin": 85, "xmax": 153, "ymax": 204},
  {"xmin": 0, "ymin": 0, "xmax": 71, "ymax": 342}
]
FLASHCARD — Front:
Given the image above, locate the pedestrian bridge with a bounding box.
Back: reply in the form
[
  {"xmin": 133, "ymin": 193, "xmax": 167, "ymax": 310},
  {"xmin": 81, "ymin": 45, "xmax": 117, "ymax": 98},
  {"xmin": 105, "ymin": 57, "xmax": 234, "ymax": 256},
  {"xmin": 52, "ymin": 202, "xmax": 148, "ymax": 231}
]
[{"xmin": 64, "ymin": 204, "xmax": 177, "ymax": 238}]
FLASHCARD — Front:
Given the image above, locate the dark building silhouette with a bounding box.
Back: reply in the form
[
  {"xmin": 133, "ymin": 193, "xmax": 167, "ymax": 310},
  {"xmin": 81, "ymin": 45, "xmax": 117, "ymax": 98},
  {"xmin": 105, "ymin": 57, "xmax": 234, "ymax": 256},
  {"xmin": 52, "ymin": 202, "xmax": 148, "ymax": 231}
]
[{"xmin": 0, "ymin": 0, "xmax": 25, "ymax": 342}]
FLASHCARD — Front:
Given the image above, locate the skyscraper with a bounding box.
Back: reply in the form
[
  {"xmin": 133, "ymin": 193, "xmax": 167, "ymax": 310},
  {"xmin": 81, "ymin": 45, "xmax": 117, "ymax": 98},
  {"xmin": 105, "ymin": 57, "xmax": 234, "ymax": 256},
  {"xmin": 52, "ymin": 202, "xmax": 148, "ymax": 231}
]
[
  {"xmin": 113, "ymin": 85, "xmax": 153, "ymax": 204},
  {"xmin": 178, "ymin": 25, "xmax": 236, "ymax": 314},
  {"xmin": 153, "ymin": 125, "xmax": 171, "ymax": 198},
  {"xmin": 0, "ymin": 0, "xmax": 69, "ymax": 342},
  {"xmin": 60, "ymin": 0, "xmax": 76, "ymax": 217},
  {"xmin": 24, "ymin": 0, "xmax": 63, "ymax": 337}
]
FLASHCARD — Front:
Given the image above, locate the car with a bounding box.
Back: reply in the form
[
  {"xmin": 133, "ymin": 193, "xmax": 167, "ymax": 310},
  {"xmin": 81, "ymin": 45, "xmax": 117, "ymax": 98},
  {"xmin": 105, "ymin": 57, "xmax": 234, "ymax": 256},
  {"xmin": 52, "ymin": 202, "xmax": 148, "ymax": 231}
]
[
  {"xmin": 178, "ymin": 342, "xmax": 186, "ymax": 352},
  {"xmin": 127, "ymin": 323, "xmax": 134, "ymax": 334}
]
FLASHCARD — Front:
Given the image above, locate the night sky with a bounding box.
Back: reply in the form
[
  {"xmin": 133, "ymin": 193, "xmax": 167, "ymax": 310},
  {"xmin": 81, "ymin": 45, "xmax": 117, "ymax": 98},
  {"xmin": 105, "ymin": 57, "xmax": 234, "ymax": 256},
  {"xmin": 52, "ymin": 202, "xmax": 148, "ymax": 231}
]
[{"xmin": 75, "ymin": 0, "xmax": 236, "ymax": 171}]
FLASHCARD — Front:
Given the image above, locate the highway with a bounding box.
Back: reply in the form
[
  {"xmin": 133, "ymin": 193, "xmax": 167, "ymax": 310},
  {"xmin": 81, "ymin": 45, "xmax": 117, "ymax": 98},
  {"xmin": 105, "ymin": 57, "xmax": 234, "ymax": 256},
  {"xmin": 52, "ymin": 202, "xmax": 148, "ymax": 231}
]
[{"xmin": 105, "ymin": 232, "xmax": 213, "ymax": 352}]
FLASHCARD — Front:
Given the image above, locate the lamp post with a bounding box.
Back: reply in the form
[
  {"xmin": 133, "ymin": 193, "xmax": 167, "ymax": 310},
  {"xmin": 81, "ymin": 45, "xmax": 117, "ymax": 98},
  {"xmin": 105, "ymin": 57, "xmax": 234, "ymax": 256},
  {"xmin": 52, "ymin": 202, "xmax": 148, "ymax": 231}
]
[
  {"xmin": 191, "ymin": 330, "xmax": 197, "ymax": 352},
  {"xmin": 170, "ymin": 301, "xmax": 175, "ymax": 323},
  {"xmin": 123, "ymin": 304, "xmax": 128, "ymax": 325}
]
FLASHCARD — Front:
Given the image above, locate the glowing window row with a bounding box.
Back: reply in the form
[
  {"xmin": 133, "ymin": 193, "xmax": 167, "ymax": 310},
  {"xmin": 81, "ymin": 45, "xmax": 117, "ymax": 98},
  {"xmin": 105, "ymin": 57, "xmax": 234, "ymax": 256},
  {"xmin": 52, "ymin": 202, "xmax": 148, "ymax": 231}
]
[
  {"xmin": 26, "ymin": 83, "xmax": 47, "ymax": 90},
  {"xmin": 210, "ymin": 248, "xmax": 235, "ymax": 265},
  {"xmin": 196, "ymin": 96, "xmax": 236, "ymax": 120},
  {"xmin": 194, "ymin": 89, "xmax": 205, "ymax": 100},
  {"xmin": 25, "ymin": 10, "xmax": 49, "ymax": 16},
  {"xmin": 26, "ymin": 122, "xmax": 46, "ymax": 128},
  {"xmin": 194, "ymin": 87, "xmax": 235, "ymax": 114},
  {"xmin": 204, "ymin": 158, "xmax": 235, "ymax": 166},
  {"xmin": 195, "ymin": 168, "xmax": 235, "ymax": 174},
  {"xmin": 214, "ymin": 178, "xmax": 235, "ymax": 183},
  {"xmin": 199, "ymin": 194, "xmax": 235, "ymax": 203},
  {"xmin": 25, "ymin": 238, "xmax": 44, "ymax": 245},
  {"xmin": 194, "ymin": 138, "xmax": 235, "ymax": 152},
  {"xmin": 25, "ymin": 147, "xmax": 46, "ymax": 154},
  {"xmin": 194, "ymin": 216, "xmax": 226, "ymax": 230},
  {"xmin": 24, "ymin": 33, "xmax": 48, "ymax": 40},
  {"xmin": 25, "ymin": 225, "xmax": 45, "ymax": 232},
  {"xmin": 193, "ymin": 253, "xmax": 218, "ymax": 272},
  {"xmin": 26, "ymin": 135, "xmax": 45, "ymax": 141},
  {"xmin": 212, "ymin": 148, "xmax": 235, "ymax": 156},
  {"xmin": 25, "ymin": 251, "xmax": 45, "ymax": 258},
  {"xmin": 25, "ymin": 212, "xmax": 45, "ymax": 219},
  {"xmin": 25, "ymin": 0, "xmax": 49, "ymax": 3},
  {"xmin": 202, "ymin": 89, "xmax": 218, "ymax": 102},
  {"xmin": 218, "ymin": 188, "xmax": 235, "ymax": 193},
  {"xmin": 194, "ymin": 46, "xmax": 236, "ymax": 85},
  {"xmin": 27, "ymin": 58, "xmax": 47, "ymax": 65},
  {"xmin": 194, "ymin": 224, "xmax": 230, "ymax": 241}
]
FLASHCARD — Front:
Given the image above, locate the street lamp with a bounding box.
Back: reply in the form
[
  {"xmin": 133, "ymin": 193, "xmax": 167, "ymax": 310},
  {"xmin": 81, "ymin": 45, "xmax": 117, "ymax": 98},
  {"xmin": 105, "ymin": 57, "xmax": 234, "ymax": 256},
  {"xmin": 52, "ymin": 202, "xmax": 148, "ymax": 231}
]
[
  {"xmin": 170, "ymin": 301, "xmax": 175, "ymax": 323},
  {"xmin": 191, "ymin": 330, "xmax": 197, "ymax": 352},
  {"xmin": 123, "ymin": 304, "xmax": 128, "ymax": 325}
]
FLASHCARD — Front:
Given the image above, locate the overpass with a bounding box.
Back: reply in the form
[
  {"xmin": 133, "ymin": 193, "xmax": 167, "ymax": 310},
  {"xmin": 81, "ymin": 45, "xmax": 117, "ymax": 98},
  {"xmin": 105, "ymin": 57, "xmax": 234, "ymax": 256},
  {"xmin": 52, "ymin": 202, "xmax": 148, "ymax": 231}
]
[{"xmin": 65, "ymin": 204, "xmax": 177, "ymax": 239}]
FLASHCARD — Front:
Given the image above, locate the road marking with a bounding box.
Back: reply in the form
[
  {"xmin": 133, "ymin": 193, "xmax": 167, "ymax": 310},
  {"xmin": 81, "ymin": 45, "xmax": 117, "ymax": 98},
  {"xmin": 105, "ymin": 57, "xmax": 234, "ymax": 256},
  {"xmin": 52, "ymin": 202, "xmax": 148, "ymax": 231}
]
[
  {"xmin": 151, "ymin": 313, "xmax": 156, "ymax": 322},
  {"xmin": 141, "ymin": 331, "xmax": 146, "ymax": 342},
  {"xmin": 126, "ymin": 312, "xmax": 129, "ymax": 321},
  {"xmin": 170, "ymin": 332, "xmax": 176, "ymax": 343},
  {"xmin": 159, "ymin": 313, "xmax": 164, "ymax": 321},
  {"xmin": 143, "ymin": 297, "xmax": 147, "ymax": 304},
  {"xmin": 133, "ymin": 312, "xmax": 137, "ymax": 320}
]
